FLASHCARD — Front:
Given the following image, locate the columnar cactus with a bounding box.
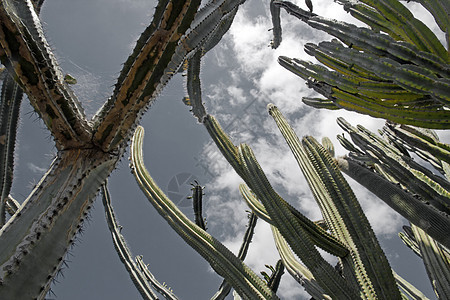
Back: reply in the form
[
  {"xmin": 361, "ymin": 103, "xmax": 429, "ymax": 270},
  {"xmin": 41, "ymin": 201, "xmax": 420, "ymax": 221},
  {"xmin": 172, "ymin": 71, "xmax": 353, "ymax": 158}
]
[
  {"xmin": 270, "ymin": 0, "xmax": 450, "ymax": 129},
  {"xmin": 334, "ymin": 118, "xmax": 450, "ymax": 298}
]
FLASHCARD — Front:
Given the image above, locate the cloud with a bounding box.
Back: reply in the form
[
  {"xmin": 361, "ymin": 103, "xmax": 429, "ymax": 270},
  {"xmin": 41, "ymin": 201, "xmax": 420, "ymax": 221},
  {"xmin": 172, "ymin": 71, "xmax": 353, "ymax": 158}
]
[{"xmin": 27, "ymin": 162, "xmax": 48, "ymax": 174}]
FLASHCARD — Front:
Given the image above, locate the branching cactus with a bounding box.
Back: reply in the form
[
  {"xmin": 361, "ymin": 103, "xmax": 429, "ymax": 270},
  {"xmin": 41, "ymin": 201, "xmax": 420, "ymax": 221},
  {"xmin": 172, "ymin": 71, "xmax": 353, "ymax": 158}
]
[
  {"xmin": 334, "ymin": 118, "xmax": 450, "ymax": 298},
  {"xmin": 270, "ymin": 0, "xmax": 450, "ymax": 129},
  {"xmin": 197, "ymin": 104, "xmax": 434, "ymax": 298},
  {"xmin": 1, "ymin": 0, "xmax": 448, "ymax": 299}
]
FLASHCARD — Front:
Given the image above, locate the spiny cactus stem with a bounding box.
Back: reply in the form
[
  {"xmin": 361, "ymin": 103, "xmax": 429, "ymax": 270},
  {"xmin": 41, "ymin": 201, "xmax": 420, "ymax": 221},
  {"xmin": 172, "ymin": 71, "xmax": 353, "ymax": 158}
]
[
  {"xmin": 101, "ymin": 183, "xmax": 161, "ymax": 300},
  {"xmin": 130, "ymin": 126, "xmax": 278, "ymax": 299},
  {"xmin": 0, "ymin": 0, "xmax": 92, "ymax": 149},
  {"xmin": 0, "ymin": 149, "xmax": 117, "ymax": 299},
  {"xmin": 336, "ymin": 156, "xmax": 450, "ymax": 249},
  {"xmin": 92, "ymin": 0, "xmax": 202, "ymax": 151}
]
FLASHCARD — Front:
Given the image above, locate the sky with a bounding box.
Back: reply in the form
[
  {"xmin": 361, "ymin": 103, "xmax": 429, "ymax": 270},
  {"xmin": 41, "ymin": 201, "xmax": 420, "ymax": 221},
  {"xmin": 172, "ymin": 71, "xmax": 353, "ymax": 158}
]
[{"xmin": 8, "ymin": 0, "xmax": 448, "ymax": 299}]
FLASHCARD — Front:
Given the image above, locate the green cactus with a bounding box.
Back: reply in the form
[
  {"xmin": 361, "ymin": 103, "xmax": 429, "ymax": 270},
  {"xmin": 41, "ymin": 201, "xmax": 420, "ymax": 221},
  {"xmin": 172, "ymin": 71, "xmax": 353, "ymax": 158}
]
[
  {"xmin": 130, "ymin": 125, "xmax": 277, "ymax": 299},
  {"xmin": 271, "ymin": 0, "xmax": 450, "ymax": 128},
  {"xmin": 0, "ymin": 0, "xmax": 448, "ymax": 298},
  {"xmin": 333, "ymin": 118, "xmax": 450, "ymax": 298},
  {"xmin": 0, "ymin": 74, "xmax": 23, "ymax": 226},
  {"xmin": 211, "ymin": 212, "xmax": 258, "ymax": 300}
]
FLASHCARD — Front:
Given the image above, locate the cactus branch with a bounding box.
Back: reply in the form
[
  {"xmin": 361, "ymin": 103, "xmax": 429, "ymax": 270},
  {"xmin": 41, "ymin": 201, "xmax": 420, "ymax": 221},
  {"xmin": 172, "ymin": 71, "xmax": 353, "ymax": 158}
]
[
  {"xmin": 336, "ymin": 156, "xmax": 450, "ymax": 249},
  {"xmin": 0, "ymin": 0, "xmax": 91, "ymax": 149},
  {"xmin": 130, "ymin": 126, "xmax": 278, "ymax": 299},
  {"xmin": 101, "ymin": 183, "xmax": 178, "ymax": 300},
  {"xmin": 0, "ymin": 74, "xmax": 23, "ymax": 226}
]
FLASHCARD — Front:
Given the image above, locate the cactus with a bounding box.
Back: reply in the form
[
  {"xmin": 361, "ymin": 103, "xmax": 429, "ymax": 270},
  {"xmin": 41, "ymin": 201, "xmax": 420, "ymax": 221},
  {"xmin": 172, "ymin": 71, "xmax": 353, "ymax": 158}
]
[
  {"xmin": 201, "ymin": 108, "xmax": 406, "ymax": 298},
  {"xmin": 0, "ymin": 74, "xmax": 23, "ymax": 226},
  {"xmin": 0, "ymin": 0, "xmax": 448, "ymax": 298},
  {"xmin": 270, "ymin": 0, "xmax": 450, "ymax": 128},
  {"xmin": 0, "ymin": 0, "xmax": 241, "ymax": 297},
  {"xmin": 101, "ymin": 183, "xmax": 178, "ymax": 300},
  {"xmin": 333, "ymin": 118, "xmax": 450, "ymax": 298},
  {"xmin": 130, "ymin": 125, "xmax": 277, "ymax": 299},
  {"xmin": 211, "ymin": 212, "xmax": 258, "ymax": 300}
]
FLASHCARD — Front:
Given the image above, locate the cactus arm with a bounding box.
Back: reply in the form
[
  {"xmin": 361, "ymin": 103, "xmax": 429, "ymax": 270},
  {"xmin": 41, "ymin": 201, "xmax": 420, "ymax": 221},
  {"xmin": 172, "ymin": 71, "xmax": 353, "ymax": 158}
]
[
  {"xmin": 302, "ymin": 136, "xmax": 402, "ymax": 299},
  {"xmin": 393, "ymin": 270, "xmax": 430, "ymax": 300},
  {"xmin": 336, "ymin": 156, "xmax": 450, "ymax": 249},
  {"xmin": 130, "ymin": 126, "xmax": 278, "ymax": 300},
  {"xmin": 185, "ymin": 50, "xmax": 207, "ymax": 123},
  {"xmin": 239, "ymin": 184, "xmax": 272, "ymax": 224},
  {"xmin": 269, "ymin": 0, "xmax": 282, "ymax": 49},
  {"xmin": 0, "ymin": 0, "xmax": 91, "ymax": 149},
  {"xmin": 184, "ymin": 3, "xmax": 240, "ymax": 122},
  {"xmin": 384, "ymin": 123, "xmax": 450, "ymax": 165},
  {"xmin": 190, "ymin": 182, "xmax": 207, "ymax": 230},
  {"xmin": 101, "ymin": 183, "xmax": 177, "ymax": 300},
  {"xmin": 135, "ymin": 256, "xmax": 180, "ymax": 300},
  {"xmin": 0, "ymin": 74, "xmax": 23, "ymax": 226},
  {"xmin": 301, "ymin": 97, "xmax": 340, "ymax": 110},
  {"xmin": 92, "ymin": 0, "xmax": 201, "ymax": 151},
  {"xmin": 5, "ymin": 195, "xmax": 19, "ymax": 217},
  {"xmin": 338, "ymin": 118, "xmax": 450, "ymax": 214},
  {"xmin": 271, "ymin": 226, "xmax": 331, "ymax": 299},
  {"xmin": 211, "ymin": 212, "xmax": 258, "ymax": 300},
  {"xmin": 238, "ymin": 143, "xmax": 360, "ymax": 299},
  {"xmin": 0, "ymin": 150, "xmax": 117, "ymax": 299},
  {"xmin": 239, "ymin": 184, "xmax": 349, "ymax": 258},
  {"xmin": 261, "ymin": 260, "xmax": 284, "ymax": 292},
  {"xmin": 410, "ymin": 224, "xmax": 450, "ymax": 299}
]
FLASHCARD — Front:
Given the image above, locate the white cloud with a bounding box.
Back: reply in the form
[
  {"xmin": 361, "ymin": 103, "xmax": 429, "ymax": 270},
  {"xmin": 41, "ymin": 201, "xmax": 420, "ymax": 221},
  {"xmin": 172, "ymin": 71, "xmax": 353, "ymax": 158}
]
[{"xmin": 27, "ymin": 162, "xmax": 48, "ymax": 174}]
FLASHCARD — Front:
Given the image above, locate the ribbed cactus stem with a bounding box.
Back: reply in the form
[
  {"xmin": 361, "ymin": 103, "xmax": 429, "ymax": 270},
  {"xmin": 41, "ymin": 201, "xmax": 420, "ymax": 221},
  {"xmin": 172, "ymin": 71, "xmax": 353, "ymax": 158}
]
[
  {"xmin": 271, "ymin": 226, "xmax": 330, "ymax": 299},
  {"xmin": 0, "ymin": 0, "xmax": 91, "ymax": 149},
  {"xmin": 92, "ymin": 0, "xmax": 202, "ymax": 151},
  {"xmin": 336, "ymin": 156, "xmax": 450, "ymax": 249},
  {"xmin": 262, "ymin": 260, "xmax": 284, "ymax": 292},
  {"xmin": 101, "ymin": 183, "xmax": 177, "ymax": 300},
  {"xmin": 0, "ymin": 150, "xmax": 117, "ymax": 299},
  {"xmin": 410, "ymin": 224, "xmax": 450, "ymax": 299},
  {"xmin": 130, "ymin": 126, "xmax": 278, "ymax": 300},
  {"xmin": 211, "ymin": 212, "xmax": 258, "ymax": 300},
  {"xmin": 190, "ymin": 181, "xmax": 207, "ymax": 230},
  {"xmin": 0, "ymin": 75, "xmax": 23, "ymax": 226}
]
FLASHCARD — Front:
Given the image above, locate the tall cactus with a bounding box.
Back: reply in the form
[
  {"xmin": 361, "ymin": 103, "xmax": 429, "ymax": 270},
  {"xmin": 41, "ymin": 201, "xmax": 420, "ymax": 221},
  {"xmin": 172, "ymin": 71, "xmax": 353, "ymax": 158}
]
[
  {"xmin": 199, "ymin": 107, "xmax": 409, "ymax": 298},
  {"xmin": 0, "ymin": 0, "xmax": 216, "ymax": 297}
]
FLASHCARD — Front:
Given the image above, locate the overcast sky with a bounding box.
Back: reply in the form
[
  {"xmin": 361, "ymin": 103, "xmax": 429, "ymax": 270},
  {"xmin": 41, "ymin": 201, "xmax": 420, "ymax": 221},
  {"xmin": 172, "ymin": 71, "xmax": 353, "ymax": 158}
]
[{"xmin": 10, "ymin": 0, "xmax": 448, "ymax": 299}]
